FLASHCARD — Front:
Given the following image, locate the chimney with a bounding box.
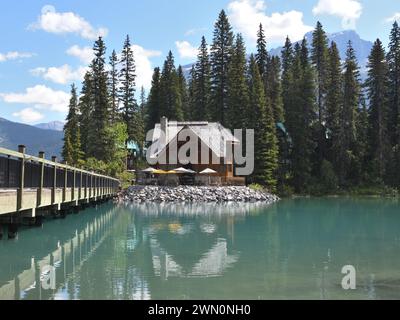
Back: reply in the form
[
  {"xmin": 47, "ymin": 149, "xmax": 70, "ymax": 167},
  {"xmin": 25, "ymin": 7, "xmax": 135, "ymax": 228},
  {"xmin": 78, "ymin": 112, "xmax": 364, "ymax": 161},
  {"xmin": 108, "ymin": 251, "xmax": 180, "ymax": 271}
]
[{"xmin": 160, "ymin": 116, "xmax": 168, "ymax": 145}]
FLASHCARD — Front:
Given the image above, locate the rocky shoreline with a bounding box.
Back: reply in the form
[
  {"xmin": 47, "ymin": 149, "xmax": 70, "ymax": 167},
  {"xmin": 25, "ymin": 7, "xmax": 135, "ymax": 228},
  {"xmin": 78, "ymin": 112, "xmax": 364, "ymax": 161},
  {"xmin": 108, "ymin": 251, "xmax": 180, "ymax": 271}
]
[{"xmin": 117, "ymin": 185, "xmax": 280, "ymax": 204}]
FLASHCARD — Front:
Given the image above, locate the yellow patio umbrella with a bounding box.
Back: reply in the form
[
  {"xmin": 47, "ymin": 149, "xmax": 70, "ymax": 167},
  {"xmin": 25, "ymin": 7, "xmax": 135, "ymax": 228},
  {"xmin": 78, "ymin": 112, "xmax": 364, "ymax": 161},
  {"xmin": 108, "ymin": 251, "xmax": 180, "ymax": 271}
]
[
  {"xmin": 167, "ymin": 170, "xmax": 177, "ymax": 174},
  {"xmin": 153, "ymin": 169, "xmax": 168, "ymax": 174}
]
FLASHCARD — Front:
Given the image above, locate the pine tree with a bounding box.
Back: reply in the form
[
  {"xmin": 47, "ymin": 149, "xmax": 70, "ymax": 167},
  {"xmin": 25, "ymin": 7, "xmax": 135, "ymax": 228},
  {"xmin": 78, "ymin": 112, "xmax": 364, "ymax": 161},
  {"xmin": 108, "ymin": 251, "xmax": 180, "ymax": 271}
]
[
  {"xmin": 119, "ymin": 35, "xmax": 137, "ymax": 143},
  {"xmin": 366, "ymin": 39, "xmax": 390, "ymax": 183},
  {"xmin": 108, "ymin": 50, "xmax": 119, "ymax": 123},
  {"xmin": 311, "ymin": 22, "xmax": 329, "ymax": 168},
  {"xmin": 193, "ymin": 36, "xmax": 211, "ymax": 121},
  {"xmin": 226, "ymin": 34, "xmax": 249, "ymax": 129},
  {"xmin": 177, "ymin": 65, "xmax": 189, "ymax": 120},
  {"xmin": 290, "ymin": 40, "xmax": 317, "ymax": 192},
  {"xmin": 146, "ymin": 67, "xmax": 161, "ymax": 131},
  {"xmin": 87, "ymin": 36, "xmax": 109, "ymax": 161},
  {"xmin": 79, "ymin": 71, "xmax": 93, "ymax": 156},
  {"xmin": 160, "ymin": 51, "xmax": 184, "ymax": 121},
  {"xmin": 267, "ymin": 56, "xmax": 284, "ymax": 123},
  {"xmin": 255, "ymin": 23, "xmax": 268, "ymax": 81},
  {"xmin": 281, "ymin": 37, "xmax": 294, "ymax": 129},
  {"xmin": 387, "ymin": 21, "xmax": 400, "ymax": 145},
  {"xmin": 311, "ymin": 21, "xmax": 329, "ymax": 124},
  {"xmin": 63, "ymin": 84, "xmax": 83, "ymax": 165},
  {"xmin": 248, "ymin": 55, "xmax": 279, "ymax": 191},
  {"xmin": 325, "ymin": 41, "xmax": 343, "ymax": 180},
  {"xmin": 339, "ymin": 41, "xmax": 361, "ymax": 185},
  {"xmin": 210, "ymin": 10, "xmax": 234, "ymax": 125},
  {"xmin": 187, "ymin": 65, "xmax": 196, "ymax": 121}
]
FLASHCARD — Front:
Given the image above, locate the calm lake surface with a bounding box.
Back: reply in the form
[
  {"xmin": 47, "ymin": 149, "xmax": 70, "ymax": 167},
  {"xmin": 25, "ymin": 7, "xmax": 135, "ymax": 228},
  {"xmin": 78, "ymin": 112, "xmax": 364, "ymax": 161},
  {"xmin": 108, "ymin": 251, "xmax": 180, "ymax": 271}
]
[{"xmin": 1, "ymin": 198, "xmax": 400, "ymax": 300}]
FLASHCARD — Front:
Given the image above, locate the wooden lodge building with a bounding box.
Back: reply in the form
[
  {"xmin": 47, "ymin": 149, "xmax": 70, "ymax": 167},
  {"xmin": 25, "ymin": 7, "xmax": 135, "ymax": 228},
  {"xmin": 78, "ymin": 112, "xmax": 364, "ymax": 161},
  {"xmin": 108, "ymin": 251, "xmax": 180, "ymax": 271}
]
[{"xmin": 141, "ymin": 117, "xmax": 246, "ymax": 186}]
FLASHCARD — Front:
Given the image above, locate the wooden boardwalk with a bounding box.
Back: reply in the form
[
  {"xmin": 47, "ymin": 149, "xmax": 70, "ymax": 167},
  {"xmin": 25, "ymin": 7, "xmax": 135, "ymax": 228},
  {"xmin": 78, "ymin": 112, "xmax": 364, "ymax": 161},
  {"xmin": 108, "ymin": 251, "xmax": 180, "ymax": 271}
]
[{"xmin": 0, "ymin": 145, "xmax": 119, "ymax": 238}]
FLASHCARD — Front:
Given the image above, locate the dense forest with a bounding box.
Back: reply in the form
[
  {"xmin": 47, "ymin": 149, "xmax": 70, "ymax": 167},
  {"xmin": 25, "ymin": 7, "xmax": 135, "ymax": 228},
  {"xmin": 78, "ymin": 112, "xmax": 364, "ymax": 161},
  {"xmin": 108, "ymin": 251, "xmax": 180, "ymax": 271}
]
[{"xmin": 63, "ymin": 9, "xmax": 400, "ymax": 196}]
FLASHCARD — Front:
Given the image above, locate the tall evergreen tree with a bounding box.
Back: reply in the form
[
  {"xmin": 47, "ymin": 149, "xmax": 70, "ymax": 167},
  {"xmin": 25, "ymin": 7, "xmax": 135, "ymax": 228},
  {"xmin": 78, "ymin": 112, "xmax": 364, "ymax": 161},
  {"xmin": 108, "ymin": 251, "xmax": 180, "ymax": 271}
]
[
  {"xmin": 281, "ymin": 37, "xmax": 294, "ymax": 128},
  {"xmin": 387, "ymin": 21, "xmax": 400, "ymax": 145},
  {"xmin": 311, "ymin": 22, "xmax": 329, "ymax": 168},
  {"xmin": 146, "ymin": 67, "xmax": 161, "ymax": 131},
  {"xmin": 226, "ymin": 33, "xmax": 249, "ymax": 129},
  {"xmin": 160, "ymin": 51, "xmax": 184, "ymax": 121},
  {"xmin": 311, "ymin": 21, "xmax": 329, "ymax": 124},
  {"xmin": 210, "ymin": 10, "xmax": 234, "ymax": 125},
  {"xmin": 108, "ymin": 50, "xmax": 119, "ymax": 123},
  {"xmin": 87, "ymin": 36, "xmax": 109, "ymax": 161},
  {"xmin": 339, "ymin": 41, "xmax": 361, "ymax": 185},
  {"xmin": 248, "ymin": 55, "xmax": 279, "ymax": 191},
  {"xmin": 193, "ymin": 36, "xmax": 211, "ymax": 121},
  {"xmin": 325, "ymin": 41, "xmax": 343, "ymax": 180},
  {"xmin": 267, "ymin": 56, "xmax": 284, "ymax": 124},
  {"xmin": 79, "ymin": 71, "xmax": 93, "ymax": 156},
  {"xmin": 290, "ymin": 40, "xmax": 317, "ymax": 192},
  {"xmin": 366, "ymin": 39, "xmax": 390, "ymax": 183},
  {"xmin": 119, "ymin": 35, "xmax": 137, "ymax": 143},
  {"xmin": 63, "ymin": 84, "xmax": 83, "ymax": 165},
  {"xmin": 177, "ymin": 65, "xmax": 189, "ymax": 120},
  {"xmin": 255, "ymin": 23, "xmax": 268, "ymax": 81}
]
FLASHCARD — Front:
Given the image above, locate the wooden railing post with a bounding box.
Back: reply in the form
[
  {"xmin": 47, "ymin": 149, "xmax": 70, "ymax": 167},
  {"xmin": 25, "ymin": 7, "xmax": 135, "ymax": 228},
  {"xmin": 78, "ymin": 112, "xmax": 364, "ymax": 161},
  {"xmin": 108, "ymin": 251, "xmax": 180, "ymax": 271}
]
[
  {"xmin": 63, "ymin": 161, "xmax": 68, "ymax": 202},
  {"xmin": 80, "ymin": 171, "xmax": 83, "ymax": 199},
  {"xmin": 17, "ymin": 145, "xmax": 26, "ymax": 211},
  {"xmin": 38, "ymin": 151, "xmax": 45, "ymax": 206},
  {"xmin": 72, "ymin": 169, "xmax": 76, "ymax": 201},
  {"xmin": 51, "ymin": 156, "xmax": 57, "ymax": 204}
]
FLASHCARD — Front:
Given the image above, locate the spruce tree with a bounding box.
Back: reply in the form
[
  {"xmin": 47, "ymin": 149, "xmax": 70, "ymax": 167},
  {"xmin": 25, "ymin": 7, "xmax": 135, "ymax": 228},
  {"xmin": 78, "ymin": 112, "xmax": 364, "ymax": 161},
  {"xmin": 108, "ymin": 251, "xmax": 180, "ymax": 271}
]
[
  {"xmin": 311, "ymin": 22, "xmax": 329, "ymax": 168},
  {"xmin": 281, "ymin": 37, "xmax": 294, "ymax": 129},
  {"xmin": 146, "ymin": 67, "xmax": 161, "ymax": 131},
  {"xmin": 87, "ymin": 36, "xmax": 109, "ymax": 161},
  {"xmin": 119, "ymin": 35, "xmax": 137, "ymax": 143},
  {"xmin": 63, "ymin": 84, "xmax": 82, "ymax": 165},
  {"xmin": 193, "ymin": 36, "xmax": 211, "ymax": 121},
  {"xmin": 267, "ymin": 56, "xmax": 284, "ymax": 123},
  {"xmin": 108, "ymin": 50, "xmax": 119, "ymax": 123},
  {"xmin": 159, "ymin": 51, "xmax": 184, "ymax": 121},
  {"xmin": 387, "ymin": 22, "xmax": 400, "ymax": 145},
  {"xmin": 248, "ymin": 55, "xmax": 278, "ymax": 191},
  {"xmin": 325, "ymin": 41, "xmax": 343, "ymax": 181},
  {"xmin": 210, "ymin": 10, "xmax": 234, "ymax": 125},
  {"xmin": 177, "ymin": 65, "xmax": 189, "ymax": 120},
  {"xmin": 311, "ymin": 21, "xmax": 329, "ymax": 124},
  {"xmin": 290, "ymin": 40, "xmax": 317, "ymax": 192},
  {"xmin": 226, "ymin": 34, "xmax": 250, "ymax": 129},
  {"xmin": 79, "ymin": 71, "xmax": 93, "ymax": 156},
  {"xmin": 255, "ymin": 23, "xmax": 268, "ymax": 81},
  {"xmin": 339, "ymin": 41, "xmax": 361, "ymax": 185},
  {"xmin": 366, "ymin": 39, "xmax": 390, "ymax": 183}
]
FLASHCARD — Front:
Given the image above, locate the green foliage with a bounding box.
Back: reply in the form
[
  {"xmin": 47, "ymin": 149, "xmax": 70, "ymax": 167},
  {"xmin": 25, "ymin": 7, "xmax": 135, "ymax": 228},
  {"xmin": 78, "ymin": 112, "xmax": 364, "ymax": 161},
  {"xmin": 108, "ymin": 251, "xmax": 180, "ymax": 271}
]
[{"xmin": 210, "ymin": 9, "xmax": 234, "ymax": 125}]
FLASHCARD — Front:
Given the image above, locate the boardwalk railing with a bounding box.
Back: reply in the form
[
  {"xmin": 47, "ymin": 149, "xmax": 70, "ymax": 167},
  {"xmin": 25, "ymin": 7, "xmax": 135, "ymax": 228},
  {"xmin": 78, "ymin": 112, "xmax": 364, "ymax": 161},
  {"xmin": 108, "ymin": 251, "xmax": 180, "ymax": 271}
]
[{"xmin": 0, "ymin": 145, "xmax": 120, "ymax": 216}]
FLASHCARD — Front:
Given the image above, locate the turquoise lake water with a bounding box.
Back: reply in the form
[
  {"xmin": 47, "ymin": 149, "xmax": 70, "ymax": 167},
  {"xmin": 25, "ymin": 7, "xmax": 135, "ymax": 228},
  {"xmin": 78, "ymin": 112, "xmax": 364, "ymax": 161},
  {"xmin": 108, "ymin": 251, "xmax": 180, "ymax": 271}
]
[{"xmin": 1, "ymin": 198, "xmax": 400, "ymax": 300}]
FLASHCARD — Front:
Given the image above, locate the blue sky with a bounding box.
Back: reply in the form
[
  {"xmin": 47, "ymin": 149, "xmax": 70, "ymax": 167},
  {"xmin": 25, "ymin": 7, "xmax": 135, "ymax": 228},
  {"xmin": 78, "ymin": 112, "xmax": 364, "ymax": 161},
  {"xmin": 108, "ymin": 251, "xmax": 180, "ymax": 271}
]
[{"xmin": 0, "ymin": 0, "xmax": 399, "ymax": 125}]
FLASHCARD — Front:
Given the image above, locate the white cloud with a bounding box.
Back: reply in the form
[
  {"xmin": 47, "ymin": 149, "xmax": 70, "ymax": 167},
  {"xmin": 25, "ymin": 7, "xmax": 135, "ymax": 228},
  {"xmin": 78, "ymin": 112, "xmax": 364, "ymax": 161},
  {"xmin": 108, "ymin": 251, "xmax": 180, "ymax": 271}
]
[
  {"xmin": 227, "ymin": 0, "xmax": 313, "ymax": 46},
  {"xmin": 385, "ymin": 13, "xmax": 400, "ymax": 23},
  {"xmin": 12, "ymin": 108, "xmax": 44, "ymax": 124},
  {"xmin": 66, "ymin": 45, "xmax": 94, "ymax": 64},
  {"xmin": 131, "ymin": 45, "xmax": 162, "ymax": 90},
  {"xmin": 29, "ymin": 5, "xmax": 108, "ymax": 40},
  {"xmin": 0, "ymin": 51, "xmax": 34, "ymax": 62},
  {"xmin": 30, "ymin": 65, "xmax": 88, "ymax": 85},
  {"xmin": 175, "ymin": 41, "xmax": 198, "ymax": 59},
  {"xmin": 0, "ymin": 85, "xmax": 70, "ymax": 113},
  {"xmin": 313, "ymin": 0, "xmax": 362, "ymax": 29}
]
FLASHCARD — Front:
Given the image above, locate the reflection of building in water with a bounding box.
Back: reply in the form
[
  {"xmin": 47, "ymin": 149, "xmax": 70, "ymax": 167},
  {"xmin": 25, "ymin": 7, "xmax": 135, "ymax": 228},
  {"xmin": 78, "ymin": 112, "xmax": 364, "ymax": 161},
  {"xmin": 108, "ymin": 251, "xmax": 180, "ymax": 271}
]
[
  {"xmin": 150, "ymin": 238, "xmax": 238, "ymax": 279},
  {"xmin": 0, "ymin": 207, "xmax": 118, "ymax": 300}
]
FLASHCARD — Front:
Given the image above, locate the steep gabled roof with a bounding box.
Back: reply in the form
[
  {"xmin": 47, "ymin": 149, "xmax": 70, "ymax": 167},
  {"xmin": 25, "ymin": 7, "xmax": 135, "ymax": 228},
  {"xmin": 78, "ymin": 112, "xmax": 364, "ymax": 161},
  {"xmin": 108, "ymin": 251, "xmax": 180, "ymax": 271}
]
[{"xmin": 149, "ymin": 121, "xmax": 239, "ymax": 159}]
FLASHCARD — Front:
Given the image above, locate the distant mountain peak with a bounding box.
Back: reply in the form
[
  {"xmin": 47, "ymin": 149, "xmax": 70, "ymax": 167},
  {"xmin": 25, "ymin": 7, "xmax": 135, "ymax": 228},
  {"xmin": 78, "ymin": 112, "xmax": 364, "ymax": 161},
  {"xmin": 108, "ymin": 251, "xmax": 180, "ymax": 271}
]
[{"xmin": 34, "ymin": 121, "xmax": 65, "ymax": 132}]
